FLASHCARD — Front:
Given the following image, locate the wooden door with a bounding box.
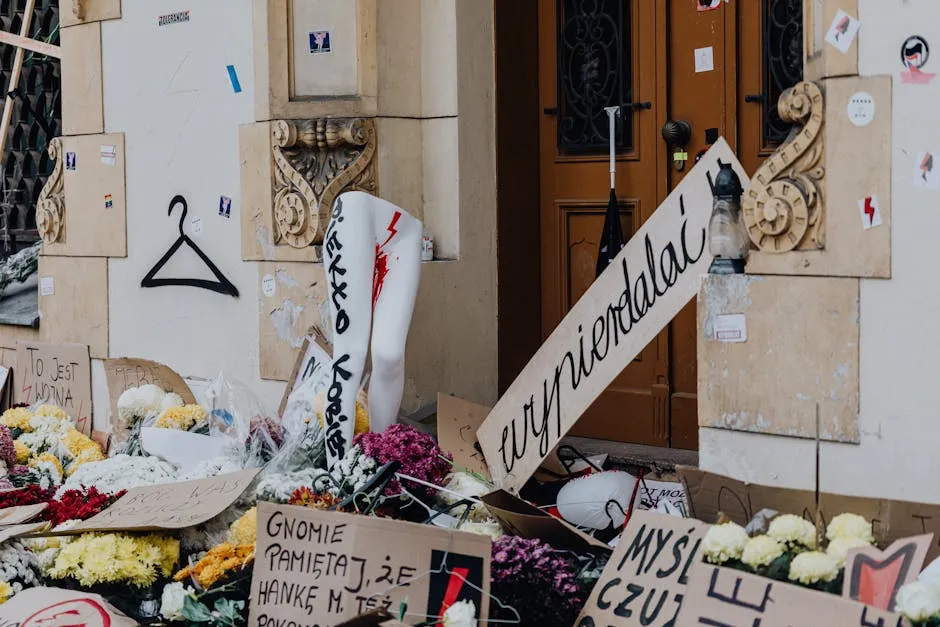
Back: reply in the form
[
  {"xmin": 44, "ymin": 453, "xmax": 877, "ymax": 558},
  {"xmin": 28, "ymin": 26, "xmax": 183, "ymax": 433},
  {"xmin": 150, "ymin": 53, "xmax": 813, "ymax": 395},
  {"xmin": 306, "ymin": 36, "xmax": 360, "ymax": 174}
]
[{"xmin": 538, "ymin": 0, "xmax": 774, "ymax": 449}]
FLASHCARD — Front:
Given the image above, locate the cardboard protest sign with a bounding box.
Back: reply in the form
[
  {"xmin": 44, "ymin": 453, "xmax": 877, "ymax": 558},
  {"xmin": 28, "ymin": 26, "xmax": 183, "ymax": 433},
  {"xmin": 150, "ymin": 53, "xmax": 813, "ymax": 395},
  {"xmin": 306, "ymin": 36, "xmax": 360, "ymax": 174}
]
[
  {"xmin": 0, "ymin": 522, "xmax": 46, "ymax": 543},
  {"xmin": 62, "ymin": 469, "xmax": 259, "ymax": 533},
  {"xmin": 575, "ymin": 510, "xmax": 708, "ymax": 626},
  {"xmin": 843, "ymin": 534, "xmax": 932, "ymax": 611},
  {"xmin": 681, "ymin": 465, "xmax": 940, "ymax": 562},
  {"xmin": 278, "ymin": 326, "xmax": 334, "ymax": 417},
  {"xmin": 478, "ymin": 139, "xmax": 747, "ymax": 492},
  {"xmin": 249, "ymin": 502, "xmax": 492, "ymax": 626},
  {"xmin": 481, "ymin": 489, "xmax": 611, "ymax": 552},
  {"xmin": 676, "ymin": 563, "xmax": 909, "ymax": 627},
  {"xmin": 0, "ymin": 586, "xmax": 137, "ymax": 626},
  {"xmin": 0, "ymin": 503, "xmax": 46, "ymax": 525},
  {"xmin": 103, "ymin": 357, "xmax": 196, "ymax": 439},
  {"xmin": 437, "ymin": 394, "xmax": 492, "ymax": 479},
  {"xmin": 13, "ymin": 342, "xmax": 92, "ymax": 434}
]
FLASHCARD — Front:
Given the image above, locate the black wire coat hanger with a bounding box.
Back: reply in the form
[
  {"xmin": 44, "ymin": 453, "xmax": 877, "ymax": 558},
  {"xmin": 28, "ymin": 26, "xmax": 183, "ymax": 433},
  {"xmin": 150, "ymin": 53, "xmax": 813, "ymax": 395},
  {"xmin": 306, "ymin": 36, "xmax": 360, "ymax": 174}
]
[{"xmin": 141, "ymin": 195, "xmax": 239, "ymax": 297}]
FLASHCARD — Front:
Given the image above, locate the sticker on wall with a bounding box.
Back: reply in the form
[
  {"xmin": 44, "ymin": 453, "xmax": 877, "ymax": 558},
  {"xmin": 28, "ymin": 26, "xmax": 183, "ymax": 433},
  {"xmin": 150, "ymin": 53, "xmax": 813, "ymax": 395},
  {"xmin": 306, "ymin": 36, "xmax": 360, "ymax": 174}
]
[
  {"xmin": 141, "ymin": 195, "xmax": 239, "ymax": 298},
  {"xmin": 309, "ymin": 30, "xmax": 332, "ymax": 54},
  {"xmin": 824, "ymin": 9, "xmax": 860, "ymax": 54},
  {"xmin": 190, "ymin": 216, "xmax": 203, "ymax": 237},
  {"xmin": 914, "ymin": 152, "xmax": 939, "ymax": 189},
  {"xmin": 65, "ymin": 152, "xmax": 76, "ymax": 171},
  {"xmin": 158, "ymin": 10, "xmax": 190, "ymax": 26},
  {"xmin": 901, "ymin": 36, "xmax": 935, "ymax": 84},
  {"xmin": 696, "ymin": 0, "xmax": 722, "ymax": 11},
  {"xmin": 712, "ymin": 313, "xmax": 746, "ymax": 343},
  {"xmin": 226, "ymin": 65, "xmax": 242, "ymax": 94},
  {"xmin": 219, "ymin": 196, "xmax": 232, "ymax": 218},
  {"xmin": 261, "ymin": 274, "xmax": 276, "ymax": 298},
  {"xmin": 39, "ymin": 276, "xmax": 54, "ymax": 297},
  {"xmin": 859, "ymin": 196, "xmax": 882, "ymax": 230},
  {"xmin": 100, "ymin": 145, "xmax": 116, "ymax": 166},
  {"xmin": 104, "ymin": 194, "xmax": 113, "ymax": 209},
  {"xmin": 847, "ymin": 91, "xmax": 875, "ymax": 127},
  {"xmin": 694, "ymin": 46, "xmax": 714, "ymax": 73}
]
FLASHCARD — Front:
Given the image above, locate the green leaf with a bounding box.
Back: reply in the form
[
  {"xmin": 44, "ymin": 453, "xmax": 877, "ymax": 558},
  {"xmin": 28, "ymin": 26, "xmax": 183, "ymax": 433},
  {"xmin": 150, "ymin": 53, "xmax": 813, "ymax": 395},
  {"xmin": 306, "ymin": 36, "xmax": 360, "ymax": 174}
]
[
  {"xmin": 181, "ymin": 596, "xmax": 213, "ymax": 622},
  {"xmin": 214, "ymin": 598, "xmax": 246, "ymax": 625}
]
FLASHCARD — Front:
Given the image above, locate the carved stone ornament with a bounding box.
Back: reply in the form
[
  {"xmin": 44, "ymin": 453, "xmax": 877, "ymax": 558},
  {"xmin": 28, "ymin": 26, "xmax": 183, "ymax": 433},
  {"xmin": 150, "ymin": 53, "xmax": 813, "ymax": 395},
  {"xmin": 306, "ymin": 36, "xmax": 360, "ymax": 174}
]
[
  {"xmin": 743, "ymin": 81, "xmax": 825, "ymax": 253},
  {"xmin": 36, "ymin": 137, "xmax": 64, "ymax": 244},
  {"xmin": 271, "ymin": 118, "xmax": 377, "ymax": 248}
]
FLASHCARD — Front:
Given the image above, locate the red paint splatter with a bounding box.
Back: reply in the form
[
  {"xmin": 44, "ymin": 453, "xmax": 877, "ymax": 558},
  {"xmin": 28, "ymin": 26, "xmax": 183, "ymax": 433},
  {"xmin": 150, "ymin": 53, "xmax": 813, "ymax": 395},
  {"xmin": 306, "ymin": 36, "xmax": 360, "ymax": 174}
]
[{"xmin": 372, "ymin": 244, "xmax": 390, "ymax": 310}]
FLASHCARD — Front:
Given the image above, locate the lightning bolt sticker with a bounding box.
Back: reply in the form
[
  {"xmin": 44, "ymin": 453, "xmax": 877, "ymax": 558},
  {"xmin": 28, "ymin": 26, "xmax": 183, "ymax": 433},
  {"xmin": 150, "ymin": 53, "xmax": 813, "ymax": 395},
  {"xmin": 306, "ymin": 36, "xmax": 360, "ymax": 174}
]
[
  {"xmin": 859, "ymin": 196, "xmax": 882, "ymax": 230},
  {"xmin": 380, "ymin": 210, "xmax": 402, "ymax": 248}
]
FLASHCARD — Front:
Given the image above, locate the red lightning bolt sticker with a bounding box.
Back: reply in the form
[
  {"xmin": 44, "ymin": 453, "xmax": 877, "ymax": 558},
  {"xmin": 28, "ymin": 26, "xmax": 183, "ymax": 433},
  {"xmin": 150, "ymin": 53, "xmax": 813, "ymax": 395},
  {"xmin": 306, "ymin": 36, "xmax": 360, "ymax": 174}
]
[
  {"xmin": 380, "ymin": 211, "xmax": 402, "ymax": 248},
  {"xmin": 859, "ymin": 196, "xmax": 882, "ymax": 230}
]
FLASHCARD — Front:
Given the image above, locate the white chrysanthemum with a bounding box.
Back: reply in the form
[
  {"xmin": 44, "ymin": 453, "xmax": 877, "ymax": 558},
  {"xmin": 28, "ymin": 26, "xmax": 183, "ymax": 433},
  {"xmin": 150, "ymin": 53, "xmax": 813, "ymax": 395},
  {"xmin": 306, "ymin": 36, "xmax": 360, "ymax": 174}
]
[
  {"xmin": 896, "ymin": 580, "xmax": 940, "ymax": 622},
  {"xmin": 439, "ymin": 472, "xmax": 493, "ymax": 522},
  {"xmin": 117, "ymin": 384, "xmax": 166, "ymax": 426},
  {"xmin": 160, "ymin": 582, "xmax": 194, "ymax": 621},
  {"xmin": 826, "ymin": 513, "xmax": 874, "ymax": 544},
  {"xmin": 160, "ymin": 392, "xmax": 185, "ymax": 413},
  {"xmin": 702, "ymin": 522, "xmax": 749, "ymax": 564},
  {"xmin": 767, "ymin": 514, "xmax": 817, "ymax": 549},
  {"xmin": 459, "ymin": 519, "xmax": 503, "ymax": 541},
  {"xmin": 741, "ymin": 535, "xmax": 785, "ymax": 569},
  {"xmin": 58, "ymin": 454, "xmax": 177, "ymax": 496},
  {"xmin": 826, "ymin": 536, "xmax": 872, "ymax": 566},
  {"xmin": 788, "ymin": 551, "xmax": 839, "ymax": 585},
  {"xmin": 442, "ymin": 600, "xmax": 476, "ymax": 627}
]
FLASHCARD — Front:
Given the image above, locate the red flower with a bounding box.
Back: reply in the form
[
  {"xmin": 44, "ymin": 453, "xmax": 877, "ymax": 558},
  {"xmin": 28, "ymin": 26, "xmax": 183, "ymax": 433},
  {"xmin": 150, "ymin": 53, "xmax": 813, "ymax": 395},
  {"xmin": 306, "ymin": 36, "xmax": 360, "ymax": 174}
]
[
  {"xmin": 0, "ymin": 484, "xmax": 54, "ymax": 508},
  {"xmin": 41, "ymin": 487, "xmax": 126, "ymax": 527}
]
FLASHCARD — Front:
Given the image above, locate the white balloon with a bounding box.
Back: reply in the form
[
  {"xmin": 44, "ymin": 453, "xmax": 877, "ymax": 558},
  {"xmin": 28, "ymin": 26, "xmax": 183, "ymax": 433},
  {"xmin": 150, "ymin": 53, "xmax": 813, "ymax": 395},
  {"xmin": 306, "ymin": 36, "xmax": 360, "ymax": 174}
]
[{"xmin": 556, "ymin": 471, "xmax": 638, "ymax": 530}]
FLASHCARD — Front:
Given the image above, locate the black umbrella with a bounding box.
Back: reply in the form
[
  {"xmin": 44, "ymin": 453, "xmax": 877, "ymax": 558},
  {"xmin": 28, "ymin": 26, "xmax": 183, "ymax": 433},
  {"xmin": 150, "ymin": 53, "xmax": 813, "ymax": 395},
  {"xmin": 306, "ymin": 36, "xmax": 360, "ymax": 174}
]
[{"xmin": 596, "ymin": 106, "xmax": 624, "ymax": 278}]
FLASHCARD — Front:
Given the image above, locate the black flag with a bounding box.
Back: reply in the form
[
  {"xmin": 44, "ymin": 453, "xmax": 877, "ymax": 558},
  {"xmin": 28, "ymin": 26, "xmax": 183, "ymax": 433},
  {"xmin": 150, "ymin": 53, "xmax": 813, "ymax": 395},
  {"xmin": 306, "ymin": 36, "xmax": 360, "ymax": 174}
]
[{"xmin": 595, "ymin": 187, "xmax": 624, "ymax": 277}]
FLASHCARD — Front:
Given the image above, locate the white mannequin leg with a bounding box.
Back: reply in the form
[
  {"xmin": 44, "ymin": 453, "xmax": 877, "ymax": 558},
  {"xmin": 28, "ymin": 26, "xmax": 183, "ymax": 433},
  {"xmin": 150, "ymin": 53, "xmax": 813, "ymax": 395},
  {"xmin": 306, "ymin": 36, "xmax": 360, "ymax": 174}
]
[
  {"xmin": 368, "ymin": 199, "xmax": 422, "ymax": 433},
  {"xmin": 323, "ymin": 194, "xmax": 374, "ymax": 468}
]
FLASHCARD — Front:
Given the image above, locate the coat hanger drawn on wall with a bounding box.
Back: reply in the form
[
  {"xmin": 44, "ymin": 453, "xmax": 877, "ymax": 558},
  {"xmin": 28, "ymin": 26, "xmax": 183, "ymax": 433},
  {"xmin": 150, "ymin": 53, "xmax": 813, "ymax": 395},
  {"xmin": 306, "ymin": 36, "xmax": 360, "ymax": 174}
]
[{"xmin": 141, "ymin": 194, "xmax": 239, "ymax": 298}]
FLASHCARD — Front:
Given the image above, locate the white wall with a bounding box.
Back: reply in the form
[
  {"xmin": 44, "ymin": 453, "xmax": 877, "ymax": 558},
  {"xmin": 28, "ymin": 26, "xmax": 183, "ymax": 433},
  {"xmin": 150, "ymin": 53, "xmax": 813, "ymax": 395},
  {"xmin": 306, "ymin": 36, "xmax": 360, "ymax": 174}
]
[
  {"xmin": 700, "ymin": 0, "xmax": 940, "ymax": 502},
  {"xmin": 101, "ymin": 0, "xmax": 285, "ymax": 416}
]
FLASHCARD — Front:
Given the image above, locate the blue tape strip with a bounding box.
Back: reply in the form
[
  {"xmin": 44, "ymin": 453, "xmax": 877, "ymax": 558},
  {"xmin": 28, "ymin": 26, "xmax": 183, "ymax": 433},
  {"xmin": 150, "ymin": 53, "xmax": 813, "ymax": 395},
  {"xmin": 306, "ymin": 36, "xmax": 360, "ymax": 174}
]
[{"xmin": 226, "ymin": 65, "xmax": 242, "ymax": 93}]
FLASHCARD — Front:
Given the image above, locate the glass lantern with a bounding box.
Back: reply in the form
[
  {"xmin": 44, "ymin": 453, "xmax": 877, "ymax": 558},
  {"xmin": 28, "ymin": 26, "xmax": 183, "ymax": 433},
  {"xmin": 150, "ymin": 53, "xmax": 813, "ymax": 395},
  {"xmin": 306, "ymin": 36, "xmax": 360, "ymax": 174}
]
[{"xmin": 708, "ymin": 162, "xmax": 748, "ymax": 274}]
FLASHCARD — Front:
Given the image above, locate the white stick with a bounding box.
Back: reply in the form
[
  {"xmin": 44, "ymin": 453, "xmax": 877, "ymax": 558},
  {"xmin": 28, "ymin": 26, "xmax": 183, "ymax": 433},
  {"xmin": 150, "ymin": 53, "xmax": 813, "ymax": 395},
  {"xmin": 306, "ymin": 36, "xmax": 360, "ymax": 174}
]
[{"xmin": 604, "ymin": 106, "xmax": 620, "ymax": 189}]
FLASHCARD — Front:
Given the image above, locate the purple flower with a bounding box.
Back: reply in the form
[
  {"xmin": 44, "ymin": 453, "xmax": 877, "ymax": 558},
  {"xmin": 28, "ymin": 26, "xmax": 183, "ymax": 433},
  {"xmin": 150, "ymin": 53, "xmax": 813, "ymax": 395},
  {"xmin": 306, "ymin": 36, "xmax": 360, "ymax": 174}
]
[
  {"xmin": 0, "ymin": 425, "xmax": 15, "ymax": 467},
  {"xmin": 354, "ymin": 424, "xmax": 452, "ymax": 497}
]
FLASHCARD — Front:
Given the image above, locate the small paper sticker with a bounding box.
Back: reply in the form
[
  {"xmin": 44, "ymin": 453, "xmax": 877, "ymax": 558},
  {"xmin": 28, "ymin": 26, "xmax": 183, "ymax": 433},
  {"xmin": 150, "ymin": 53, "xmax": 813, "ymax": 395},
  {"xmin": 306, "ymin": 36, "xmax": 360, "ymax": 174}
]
[
  {"xmin": 901, "ymin": 36, "xmax": 935, "ymax": 85},
  {"xmin": 100, "ymin": 145, "xmax": 116, "ymax": 166},
  {"xmin": 104, "ymin": 194, "xmax": 113, "ymax": 209},
  {"xmin": 914, "ymin": 152, "xmax": 940, "ymax": 189},
  {"xmin": 219, "ymin": 196, "xmax": 232, "ymax": 218},
  {"xmin": 696, "ymin": 0, "xmax": 722, "ymax": 11},
  {"xmin": 226, "ymin": 65, "xmax": 242, "ymax": 94},
  {"xmin": 847, "ymin": 91, "xmax": 875, "ymax": 127},
  {"xmin": 825, "ymin": 9, "xmax": 859, "ymax": 54},
  {"xmin": 190, "ymin": 216, "xmax": 203, "ymax": 236},
  {"xmin": 860, "ymin": 196, "xmax": 882, "ymax": 229},
  {"xmin": 158, "ymin": 10, "xmax": 190, "ymax": 26},
  {"xmin": 262, "ymin": 274, "xmax": 276, "ymax": 298},
  {"xmin": 694, "ymin": 47, "xmax": 714, "ymax": 73},
  {"xmin": 713, "ymin": 313, "xmax": 747, "ymax": 343},
  {"xmin": 309, "ymin": 30, "xmax": 332, "ymax": 54},
  {"xmin": 65, "ymin": 152, "xmax": 76, "ymax": 170},
  {"xmin": 39, "ymin": 276, "xmax": 54, "ymax": 297}
]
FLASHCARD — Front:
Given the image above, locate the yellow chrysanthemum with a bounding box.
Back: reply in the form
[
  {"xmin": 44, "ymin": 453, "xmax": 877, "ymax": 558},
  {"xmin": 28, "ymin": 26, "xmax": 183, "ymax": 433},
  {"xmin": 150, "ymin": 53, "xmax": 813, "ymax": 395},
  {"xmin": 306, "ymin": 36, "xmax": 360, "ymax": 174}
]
[
  {"xmin": 62, "ymin": 429, "xmax": 105, "ymax": 475},
  {"xmin": 34, "ymin": 405, "xmax": 68, "ymax": 420},
  {"xmin": 0, "ymin": 581, "xmax": 12, "ymax": 604},
  {"xmin": 29, "ymin": 452, "xmax": 63, "ymax": 478},
  {"xmin": 154, "ymin": 404, "xmax": 207, "ymax": 430},
  {"xmin": 174, "ymin": 542, "xmax": 254, "ymax": 589},
  {"xmin": 228, "ymin": 507, "xmax": 257, "ymax": 545},
  {"xmin": 13, "ymin": 440, "xmax": 29, "ymax": 464},
  {"xmin": 0, "ymin": 407, "xmax": 32, "ymax": 432},
  {"xmin": 315, "ymin": 394, "xmax": 370, "ymax": 435},
  {"xmin": 49, "ymin": 532, "xmax": 179, "ymax": 588}
]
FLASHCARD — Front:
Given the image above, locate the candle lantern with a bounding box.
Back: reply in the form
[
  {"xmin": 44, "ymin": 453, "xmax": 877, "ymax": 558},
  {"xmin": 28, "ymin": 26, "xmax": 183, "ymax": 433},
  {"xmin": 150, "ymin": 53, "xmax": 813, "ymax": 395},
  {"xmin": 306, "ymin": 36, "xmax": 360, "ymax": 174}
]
[{"xmin": 708, "ymin": 161, "xmax": 748, "ymax": 274}]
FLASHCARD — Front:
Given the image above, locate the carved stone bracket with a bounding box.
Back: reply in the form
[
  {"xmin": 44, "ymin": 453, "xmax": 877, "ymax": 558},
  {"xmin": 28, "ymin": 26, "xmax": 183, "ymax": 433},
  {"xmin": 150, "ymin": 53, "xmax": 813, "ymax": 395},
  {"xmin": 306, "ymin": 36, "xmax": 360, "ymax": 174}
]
[
  {"xmin": 36, "ymin": 136, "xmax": 64, "ymax": 244},
  {"xmin": 271, "ymin": 117, "xmax": 377, "ymax": 248},
  {"xmin": 743, "ymin": 81, "xmax": 826, "ymax": 254}
]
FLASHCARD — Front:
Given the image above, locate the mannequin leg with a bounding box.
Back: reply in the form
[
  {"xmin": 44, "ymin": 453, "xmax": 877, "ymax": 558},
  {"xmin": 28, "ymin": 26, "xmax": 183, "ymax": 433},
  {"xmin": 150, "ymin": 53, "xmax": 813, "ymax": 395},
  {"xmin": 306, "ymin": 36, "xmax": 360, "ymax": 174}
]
[
  {"xmin": 322, "ymin": 194, "xmax": 375, "ymax": 468},
  {"xmin": 368, "ymin": 199, "xmax": 423, "ymax": 433}
]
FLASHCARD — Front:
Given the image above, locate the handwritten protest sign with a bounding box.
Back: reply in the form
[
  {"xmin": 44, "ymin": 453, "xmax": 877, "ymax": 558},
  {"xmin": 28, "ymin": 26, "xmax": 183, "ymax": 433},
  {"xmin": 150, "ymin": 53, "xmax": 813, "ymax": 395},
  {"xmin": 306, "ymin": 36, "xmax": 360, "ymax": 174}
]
[
  {"xmin": 103, "ymin": 357, "xmax": 196, "ymax": 439},
  {"xmin": 249, "ymin": 502, "xmax": 492, "ymax": 626},
  {"xmin": 0, "ymin": 503, "xmax": 46, "ymax": 525},
  {"xmin": 676, "ymin": 563, "xmax": 910, "ymax": 627},
  {"xmin": 437, "ymin": 394, "xmax": 492, "ymax": 479},
  {"xmin": 681, "ymin": 466, "xmax": 940, "ymax": 562},
  {"xmin": 0, "ymin": 522, "xmax": 47, "ymax": 544},
  {"xmin": 575, "ymin": 510, "xmax": 709, "ymax": 626},
  {"xmin": 478, "ymin": 139, "xmax": 748, "ymax": 492},
  {"xmin": 14, "ymin": 342, "xmax": 92, "ymax": 434},
  {"xmin": 278, "ymin": 327, "xmax": 334, "ymax": 417},
  {"xmin": 0, "ymin": 587, "xmax": 137, "ymax": 626},
  {"xmin": 61, "ymin": 469, "xmax": 259, "ymax": 533},
  {"xmin": 843, "ymin": 534, "xmax": 931, "ymax": 611}
]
